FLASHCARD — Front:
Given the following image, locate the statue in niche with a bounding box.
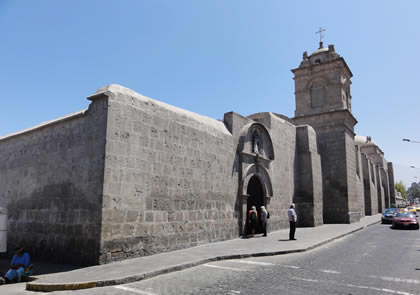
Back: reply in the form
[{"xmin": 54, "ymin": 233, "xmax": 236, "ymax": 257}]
[{"xmin": 252, "ymin": 132, "xmax": 260, "ymax": 154}]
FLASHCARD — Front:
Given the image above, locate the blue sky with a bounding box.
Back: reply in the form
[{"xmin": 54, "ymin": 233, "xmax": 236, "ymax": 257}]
[{"xmin": 1, "ymin": 0, "xmax": 419, "ymax": 187}]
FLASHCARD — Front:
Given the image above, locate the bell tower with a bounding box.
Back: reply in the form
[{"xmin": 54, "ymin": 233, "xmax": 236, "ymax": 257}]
[
  {"xmin": 293, "ymin": 43, "xmax": 353, "ymax": 117},
  {"xmin": 292, "ymin": 42, "xmax": 362, "ymax": 224}
]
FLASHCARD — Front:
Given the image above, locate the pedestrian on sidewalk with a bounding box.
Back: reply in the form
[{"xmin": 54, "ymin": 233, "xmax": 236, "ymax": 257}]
[
  {"xmin": 248, "ymin": 206, "xmax": 258, "ymax": 237},
  {"xmin": 288, "ymin": 204, "xmax": 297, "ymax": 240},
  {"xmin": 0, "ymin": 247, "xmax": 33, "ymax": 284},
  {"xmin": 260, "ymin": 206, "xmax": 269, "ymax": 237}
]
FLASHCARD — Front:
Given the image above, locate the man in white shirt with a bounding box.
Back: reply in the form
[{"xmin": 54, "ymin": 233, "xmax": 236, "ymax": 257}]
[{"xmin": 288, "ymin": 204, "xmax": 297, "ymax": 240}]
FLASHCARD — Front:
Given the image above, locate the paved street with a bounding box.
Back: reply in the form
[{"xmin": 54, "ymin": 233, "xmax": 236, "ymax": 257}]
[{"xmin": 44, "ymin": 223, "xmax": 420, "ymax": 295}]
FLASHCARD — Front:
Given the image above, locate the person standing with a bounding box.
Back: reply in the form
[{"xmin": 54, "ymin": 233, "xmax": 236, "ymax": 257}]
[
  {"xmin": 260, "ymin": 206, "xmax": 268, "ymax": 237},
  {"xmin": 248, "ymin": 206, "xmax": 258, "ymax": 237},
  {"xmin": 288, "ymin": 204, "xmax": 297, "ymax": 240}
]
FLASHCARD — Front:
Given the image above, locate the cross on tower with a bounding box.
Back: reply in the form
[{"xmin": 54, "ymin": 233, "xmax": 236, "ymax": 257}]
[
  {"xmin": 315, "ymin": 27, "xmax": 326, "ymax": 49},
  {"xmin": 315, "ymin": 27, "xmax": 325, "ymax": 42}
]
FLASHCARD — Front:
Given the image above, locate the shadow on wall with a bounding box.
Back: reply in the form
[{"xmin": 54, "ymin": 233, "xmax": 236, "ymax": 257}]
[{"xmin": 6, "ymin": 182, "xmax": 102, "ymax": 266}]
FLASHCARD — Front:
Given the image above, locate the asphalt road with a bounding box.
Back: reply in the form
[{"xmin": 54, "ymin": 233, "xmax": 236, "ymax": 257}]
[{"xmin": 42, "ymin": 223, "xmax": 420, "ymax": 295}]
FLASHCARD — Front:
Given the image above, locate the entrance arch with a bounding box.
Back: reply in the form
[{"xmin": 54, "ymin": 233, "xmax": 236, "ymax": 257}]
[
  {"xmin": 236, "ymin": 121, "xmax": 274, "ymax": 236},
  {"xmin": 246, "ymin": 175, "xmax": 265, "ymax": 234}
]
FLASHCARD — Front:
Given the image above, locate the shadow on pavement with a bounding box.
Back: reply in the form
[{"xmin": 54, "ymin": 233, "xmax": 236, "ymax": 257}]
[{"xmin": 0, "ymin": 258, "xmax": 83, "ymax": 277}]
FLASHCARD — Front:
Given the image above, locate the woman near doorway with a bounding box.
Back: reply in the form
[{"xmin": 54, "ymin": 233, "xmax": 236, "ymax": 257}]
[{"xmin": 248, "ymin": 206, "xmax": 258, "ymax": 237}]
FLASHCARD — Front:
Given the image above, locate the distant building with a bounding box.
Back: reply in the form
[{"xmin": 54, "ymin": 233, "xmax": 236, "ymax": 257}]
[
  {"xmin": 0, "ymin": 43, "xmax": 395, "ymax": 265},
  {"xmin": 395, "ymin": 192, "xmax": 407, "ymax": 207}
]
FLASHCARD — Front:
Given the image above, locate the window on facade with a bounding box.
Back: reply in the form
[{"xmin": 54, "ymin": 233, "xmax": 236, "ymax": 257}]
[{"xmin": 310, "ymin": 82, "xmax": 325, "ymax": 108}]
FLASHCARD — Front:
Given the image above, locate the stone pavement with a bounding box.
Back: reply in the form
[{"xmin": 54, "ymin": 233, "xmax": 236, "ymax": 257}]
[{"xmin": 16, "ymin": 214, "xmax": 380, "ymax": 292}]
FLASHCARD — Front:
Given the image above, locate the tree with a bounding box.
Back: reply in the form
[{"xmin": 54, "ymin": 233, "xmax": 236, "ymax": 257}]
[
  {"xmin": 395, "ymin": 181, "xmax": 407, "ymax": 199},
  {"xmin": 407, "ymin": 182, "xmax": 420, "ymax": 203}
]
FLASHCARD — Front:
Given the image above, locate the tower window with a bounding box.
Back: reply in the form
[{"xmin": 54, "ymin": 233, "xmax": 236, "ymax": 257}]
[
  {"xmin": 310, "ymin": 82, "xmax": 325, "ymax": 108},
  {"xmin": 346, "ymin": 90, "xmax": 351, "ymax": 111}
]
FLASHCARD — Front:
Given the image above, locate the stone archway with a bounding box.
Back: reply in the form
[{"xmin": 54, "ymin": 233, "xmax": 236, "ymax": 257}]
[
  {"xmin": 246, "ymin": 175, "xmax": 265, "ymax": 234},
  {"xmin": 236, "ymin": 121, "xmax": 274, "ymax": 236}
]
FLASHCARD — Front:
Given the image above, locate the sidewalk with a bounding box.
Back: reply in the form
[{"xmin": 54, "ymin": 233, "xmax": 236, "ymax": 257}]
[{"xmin": 24, "ymin": 214, "xmax": 380, "ymax": 292}]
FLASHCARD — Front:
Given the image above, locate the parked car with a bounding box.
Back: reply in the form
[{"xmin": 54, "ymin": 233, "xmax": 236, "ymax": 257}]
[
  {"xmin": 381, "ymin": 208, "xmax": 397, "ymax": 224},
  {"xmin": 391, "ymin": 212, "xmax": 419, "ymax": 230},
  {"xmin": 407, "ymin": 206, "xmax": 417, "ymax": 214}
]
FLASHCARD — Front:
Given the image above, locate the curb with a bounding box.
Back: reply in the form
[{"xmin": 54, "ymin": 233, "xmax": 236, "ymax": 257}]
[
  {"xmin": 26, "ymin": 282, "xmax": 97, "ymax": 292},
  {"xmin": 26, "ymin": 220, "xmax": 379, "ymax": 292}
]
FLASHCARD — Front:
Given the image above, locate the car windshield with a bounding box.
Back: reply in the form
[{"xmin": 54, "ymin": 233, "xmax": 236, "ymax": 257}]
[
  {"xmin": 384, "ymin": 208, "xmax": 397, "ymax": 214},
  {"xmin": 395, "ymin": 212, "xmax": 414, "ymax": 218}
]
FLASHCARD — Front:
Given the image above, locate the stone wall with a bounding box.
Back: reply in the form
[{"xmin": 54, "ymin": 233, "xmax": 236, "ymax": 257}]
[
  {"xmin": 0, "ymin": 79, "xmax": 394, "ymax": 266},
  {"xmin": 94, "ymin": 85, "xmax": 305, "ymax": 263},
  {"xmin": 320, "ymin": 128, "xmax": 350, "ymax": 223},
  {"xmin": 387, "ymin": 163, "xmax": 396, "ymax": 206},
  {"xmin": 0, "ymin": 84, "xmax": 323, "ymax": 266},
  {"xmin": 375, "ymin": 165, "xmax": 385, "ymax": 212},
  {"xmin": 249, "ymin": 113, "xmax": 302, "ymax": 230},
  {"xmin": 96, "ymin": 85, "xmax": 238, "ymax": 263},
  {"xmin": 354, "ymin": 145, "xmax": 365, "ymax": 218},
  {"xmin": 294, "ymin": 124, "xmax": 323, "ymax": 226},
  {"xmin": 359, "ymin": 143, "xmax": 392, "ymax": 213},
  {"xmin": 361, "ymin": 154, "xmax": 379, "ymax": 215},
  {"xmin": 380, "ymin": 168, "xmax": 391, "ymax": 209},
  {"xmin": 345, "ymin": 131, "xmax": 364, "ymax": 222},
  {"xmin": 0, "ymin": 99, "xmax": 107, "ymax": 265},
  {"xmin": 294, "ymin": 111, "xmax": 362, "ymax": 224}
]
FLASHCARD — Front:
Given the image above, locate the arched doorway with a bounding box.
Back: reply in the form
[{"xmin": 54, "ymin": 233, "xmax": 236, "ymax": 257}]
[{"xmin": 246, "ymin": 175, "xmax": 264, "ymax": 234}]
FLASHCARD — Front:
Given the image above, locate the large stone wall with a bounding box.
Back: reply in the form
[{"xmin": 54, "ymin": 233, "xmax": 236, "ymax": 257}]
[
  {"xmin": 96, "ymin": 85, "xmax": 239, "ymax": 263},
  {"xmin": 293, "ymin": 111, "xmax": 363, "ymax": 223},
  {"xmin": 375, "ymin": 165, "xmax": 385, "ymax": 212},
  {"xmin": 0, "ymin": 83, "xmax": 325, "ymax": 266},
  {"xmin": 361, "ymin": 154, "xmax": 379, "ymax": 215},
  {"xmin": 354, "ymin": 145, "xmax": 366, "ymax": 218},
  {"xmin": 0, "ymin": 99, "xmax": 107, "ymax": 265},
  {"xmin": 294, "ymin": 124, "xmax": 323, "ymax": 226},
  {"xmin": 380, "ymin": 168, "xmax": 391, "ymax": 209},
  {"xmin": 319, "ymin": 128, "xmax": 350, "ymax": 223},
  {"xmin": 93, "ymin": 85, "xmax": 307, "ymax": 263},
  {"xmin": 387, "ymin": 163, "xmax": 396, "ymax": 206},
  {"xmin": 358, "ymin": 139, "xmax": 393, "ymax": 213},
  {"xmin": 345, "ymin": 131, "xmax": 364, "ymax": 222}
]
